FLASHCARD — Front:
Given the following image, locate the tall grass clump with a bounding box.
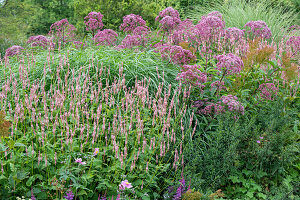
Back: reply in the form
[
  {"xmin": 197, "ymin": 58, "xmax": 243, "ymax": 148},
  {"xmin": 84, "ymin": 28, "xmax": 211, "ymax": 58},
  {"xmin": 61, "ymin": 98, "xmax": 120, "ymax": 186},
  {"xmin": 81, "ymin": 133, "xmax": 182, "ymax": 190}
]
[{"xmin": 187, "ymin": 0, "xmax": 299, "ymax": 41}]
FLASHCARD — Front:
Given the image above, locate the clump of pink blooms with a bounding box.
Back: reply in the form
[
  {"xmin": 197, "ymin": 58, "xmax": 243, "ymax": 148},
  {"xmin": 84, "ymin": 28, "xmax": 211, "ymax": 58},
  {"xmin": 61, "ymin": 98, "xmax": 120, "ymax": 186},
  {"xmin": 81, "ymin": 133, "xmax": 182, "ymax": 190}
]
[
  {"xmin": 226, "ymin": 27, "xmax": 245, "ymax": 40},
  {"xmin": 199, "ymin": 101, "xmax": 224, "ymax": 115},
  {"xmin": 170, "ymin": 19, "xmax": 195, "ymax": 44},
  {"xmin": 5, "ymin": 45, "xmax": 24, "ymax": 57},
  {"xmin": 215, "ymin": 53, "xmax": 244, "ymax": 76},
  {"xmin": 156, "ymin": 7, "xmax": 181, "ymax": 34},
  {"xmin": 158, "ymin": 16, "xmax": 181, "ymax": 33},
  {"xmin": 220, "ymin": 95, "xmax": 245, "ymax": 114},
  {"xmin": 119, "ymin": 180, "xmax": 133, "ymax": 190},
  {"xmin": 84, "ymin": 12, "xmax": 104, "ymax": 35},
  {"xmin": 155, "ymin": 7, "xmax": 180, "ymax": 21},
  {"xmin": 244, "ymin": 20, "xmax": 272, "ymax": 39},
  {"xmin": 27, "ymin": 35, "xmax": 49, "ymax": 48},
  {"xmin": 156, "ymin": 44, "xmax": 196, "ymax": 65},
  {"xmin": 286, "ymin": 36, "xmax": 300, "ymax": 56},
  {"xmin": 210, "ymin": 80, "xmax": 226, "ymax": 92},
  {"xmin": 119, "ymin": 14, "xmax": 146, "ymax": 33},
  {"xmin": 258, "ymin": 83, "xmax": 278, "ymax": 100},
  {"xmin": 132, "ymin": 26, "xmax": 151, "ymax": 36},
  {"xmin": 176, "ymin": 65, "xmax": 207, "ymax": 88},
  {"xmin": 193, "ymin": 11, "xmax": 225, "ymax": 41},
  {"xmin": 94, "ymin": 29, "xmax": 118, "ymax": 46},
  {"xmin": 48, "ymin": 19, "xmax": 77, "ymax": 46},
  {"xmin": 117, "ymin": 34, "xmax": 143, "ymax": 49}
]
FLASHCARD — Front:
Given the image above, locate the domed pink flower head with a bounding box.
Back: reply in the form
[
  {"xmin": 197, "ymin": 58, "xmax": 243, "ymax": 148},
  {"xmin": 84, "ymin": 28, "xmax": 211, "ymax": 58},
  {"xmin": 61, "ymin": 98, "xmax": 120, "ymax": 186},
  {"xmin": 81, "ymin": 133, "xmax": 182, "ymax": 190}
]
[{"xmin": 119, "ymin": 180, "xmax": 133, "ymax": 191}]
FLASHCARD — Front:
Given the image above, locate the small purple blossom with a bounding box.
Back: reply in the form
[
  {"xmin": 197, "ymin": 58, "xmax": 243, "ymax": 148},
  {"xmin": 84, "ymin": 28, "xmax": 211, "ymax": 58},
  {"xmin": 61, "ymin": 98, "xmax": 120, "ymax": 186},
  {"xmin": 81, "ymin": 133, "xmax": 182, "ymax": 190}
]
[
  {"xmin": 119, "ymin": 180, "xmax": 133, "ymax": 190},
  {"xmin": 94, "ymin": 148, "xmax": 99, "ymax": 156},
  {"xmin": 244, "ymin": 20, "xmax": 272, "ymax": 39},
  {"xmin": 64, "ymin": 190, "xmax": 75, "ymax": 200},
  {"xmin": 257, "ymin": 140, "xmax": 261, "ymax": 143},
  {"xmin": 173, "ymin": 177, "xmax": 186, "ymax": 200},
  {"xmin": 75, "ymin": 158, "xmax": 86, "ymax": 165}
]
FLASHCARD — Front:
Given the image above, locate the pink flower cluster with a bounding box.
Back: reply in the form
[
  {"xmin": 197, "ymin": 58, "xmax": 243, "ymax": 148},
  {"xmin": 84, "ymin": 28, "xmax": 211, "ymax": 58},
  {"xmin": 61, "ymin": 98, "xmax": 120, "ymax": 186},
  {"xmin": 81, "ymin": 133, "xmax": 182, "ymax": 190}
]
[
  {"xmin": 94, "ymin": 29, "xmax": 118, "ymax": 46},
  {"xmin": 210, "ymin": 80, "xmax": 226, "ymax": 92},
  {"xmin": 132, "ymin": 26, "xmax": 151, "ymax": 36},
  {"xmin": 244, "ymin": 20, "xmax": 272, "ymax": 39},
  {"xmin": 226, "ymin": 27, "xmax": 245, "ymax": 40},
  {"xmin": 199, "ymin": 102, "xmax": 224, "ymax": 115},
  {"xmin": 117, "ymin": 34, "xmax": 143, "ymax": 49},
  {"xmin": 48, "ymin": 19, "xmax": 76, "ymax": 45},
  {"xmin": 84, "ymin": 12, "xmax": 104, "ymax": 33},
  {"xmin": 158, "ymin": 16, "xmax": 181, "ymax": 33},
  {"xmin": 258, "ymin": 83, "xmax": 278, "ymax": 100},
  {"xmin": 156, "ymin": 44, "xmax": 196, "ymax": 65},
  {"xmin": 286, "ymin": 36, "xmax": 300, "ymax": 56},
  {"xmin": 119, "ymin": 14, "xmax": 146, "ymax": 33},
  {"xmin": 27, "ymin": 35, "xmax": 49, "ymax": 48},
  {"xmin": 155, "ymin": 7, "xmax": 180, "ymax": 21},
  {"xmin": 220, "ymin": 95, "xmax": 244, "ymax": 114},
  {"xmin": 176, "ymin": 65, "xmax": 207, "ymax": 88},
  {"xmin": 5, "ymin": 45, "xmax": 24, "ymax": 57},
  {"xmin": 170, "ymin": 19, "xmax": 195, "ymax": 44},
  {"xmin": 215, "ymin": 53, "xmax": 243, "ymax": 75},
  {"xmin": 156, "ymin": 7, "xmax": 181, "ymax": 33},
  {"xmin": 194, "ymin": 11, "xmax": 225, "ymax": 40}
]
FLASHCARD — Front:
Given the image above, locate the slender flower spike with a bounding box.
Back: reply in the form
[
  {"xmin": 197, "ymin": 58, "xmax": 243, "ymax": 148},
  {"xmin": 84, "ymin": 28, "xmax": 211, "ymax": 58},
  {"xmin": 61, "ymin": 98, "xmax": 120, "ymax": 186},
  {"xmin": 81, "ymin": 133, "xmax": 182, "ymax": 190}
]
[{"xmin": 119, "ymin": 180, "xmax": 133, "ymax": 190}]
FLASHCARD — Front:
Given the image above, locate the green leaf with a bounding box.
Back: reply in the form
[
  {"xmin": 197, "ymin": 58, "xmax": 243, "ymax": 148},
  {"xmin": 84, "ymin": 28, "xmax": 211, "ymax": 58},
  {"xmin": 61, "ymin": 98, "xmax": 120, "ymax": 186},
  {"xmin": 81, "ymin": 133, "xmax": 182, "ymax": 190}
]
[{"xmin": 77, "ymin": 190, "xmax": 87, "ymax": 196}]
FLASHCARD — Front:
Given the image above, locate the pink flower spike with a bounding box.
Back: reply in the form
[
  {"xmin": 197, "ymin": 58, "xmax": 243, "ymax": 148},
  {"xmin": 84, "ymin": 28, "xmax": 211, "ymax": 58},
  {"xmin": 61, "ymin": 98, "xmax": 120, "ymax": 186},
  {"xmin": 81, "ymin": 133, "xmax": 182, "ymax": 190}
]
[
  {"xmin": 75, "ymin": 158, "xmax": 82, "ymax": 163},
  {"xmin": 259, "ymin": 137, "xmax": 264, "ymax": 139}
]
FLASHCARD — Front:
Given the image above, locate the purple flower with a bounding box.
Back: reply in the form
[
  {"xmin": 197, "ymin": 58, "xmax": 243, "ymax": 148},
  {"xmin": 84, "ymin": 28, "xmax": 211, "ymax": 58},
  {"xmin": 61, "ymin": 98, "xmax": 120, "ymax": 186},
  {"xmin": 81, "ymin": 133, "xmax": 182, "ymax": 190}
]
[
  {"xmin": 64, "ymin": 190, "xmax": 75, "ymax": 200},
  {"xmin": 84, "ymin": 12, "xmax": 104, "ymax": 34},
  {"xmin": 75, "ymin": 158, "xmax": 86, "ymax": 165},
  {"xmin": 94, "ymin": 29, "xmax": 118, "ymax": 46},
  {"xmin": 173, "ymin": 177, "xmax": 186, "ymax": 200},
  {"xmin": 244, "ymin": 20, "xmax": 272, "ymax": 39},
  {"xmin": 119, "ymin": 14, "xmax": 146, "ymax": 33},
  {"xmin": 27, "ymin": 35, "xmax": 49, "ymax": 49},
  {"xmin": 257, "ymin": 140, "xmax": 261, "ymax": 144},
  {"xmin": 94, "ymin": 148, "xmax": 99, "ymax": 156},
  {"xmin": 156, "ymin": 44, "xmax": 196, "ymax": 65},
  {"xmin": 155, "ymin": 7, "xmax": 180, "ymax": 22},
  {"xmin": 176, "ymin": 64, "xmax": 207, "ymax": 87},
  {"xmin": 5, "ymin": 45, "xmax": 24, "ymax": 57},
  {"xmin": 215, "ymin": 53, "xmax": 243, "ymax": 76},
  {"xmin": 117, "ymin": 34, "xmax": 143, "ymax": 49},
  {"xmin": 119, "ymin": 180, "xmax": 133, "ymax": 190},
  {"xmin": 258, "ymin": 83, "xmax": 278, "ymax": 100},
  {"xmin": 48, "ymin": 19, "xmax": 77, "ymax": 46},
  {"xmin": 159, "ymin": 16, "xmax": 181, "ymax": 33},
  {"xmin": 226, "ymin": 27, "xmax": 245, "ymax": 40},
  {"xmin": 220, "ymin": 95, "xmax": 244, "ymax": 114},
  {"xmin": 286, "ymin": 36, "xmax": 300, "ymax": 56},
  {"xmin": 259, "ymin": 137, "xmax": 264, "ymax": 139}
]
